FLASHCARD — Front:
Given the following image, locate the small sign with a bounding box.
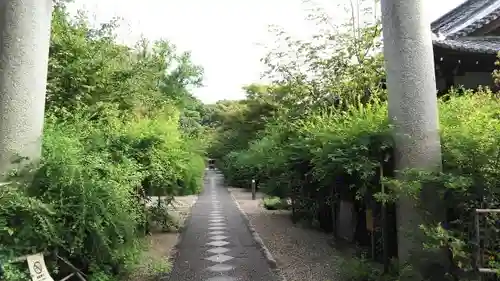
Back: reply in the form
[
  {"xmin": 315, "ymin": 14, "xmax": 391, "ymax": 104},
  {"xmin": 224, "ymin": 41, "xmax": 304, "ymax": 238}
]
[
  {"xmin": 26, "ymin": 253, "xmax": 54, "ymax": 281},
  {"xmin": 366, "ymin": 209, "xmax": 374, "ymax": 231},
  {"xmin": 338, "ymin": 200, "xmax": 356, "ymax": 241}
]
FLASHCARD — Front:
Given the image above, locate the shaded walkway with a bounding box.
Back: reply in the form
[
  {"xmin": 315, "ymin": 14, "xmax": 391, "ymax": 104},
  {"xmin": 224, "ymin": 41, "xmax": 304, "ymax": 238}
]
[{"xmin": 164, "ymin": 170, "xmax": 280, "ymax": 281}]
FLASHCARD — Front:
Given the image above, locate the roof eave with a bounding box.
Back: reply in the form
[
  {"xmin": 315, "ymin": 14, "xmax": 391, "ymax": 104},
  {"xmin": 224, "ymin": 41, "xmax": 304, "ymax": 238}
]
[{"xmin": 432, "ymin": 40, "xmax": 500, "ymax": 55}]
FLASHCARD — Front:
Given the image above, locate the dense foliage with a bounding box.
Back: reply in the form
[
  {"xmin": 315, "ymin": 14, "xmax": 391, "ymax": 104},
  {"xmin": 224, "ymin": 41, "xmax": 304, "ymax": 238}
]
[
  {"xmin": 210, "ymin": 1, "xmax": 500, "ymax": 280},
  {"xmin": 0, "ymin": 3, "xmax": 207, "ymax": 281}
]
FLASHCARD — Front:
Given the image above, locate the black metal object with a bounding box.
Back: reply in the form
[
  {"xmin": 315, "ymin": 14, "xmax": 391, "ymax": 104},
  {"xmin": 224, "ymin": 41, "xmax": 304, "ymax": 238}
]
[{"xmin": 251, "ymin": 179, "xmax": 256, "ymax": 200}]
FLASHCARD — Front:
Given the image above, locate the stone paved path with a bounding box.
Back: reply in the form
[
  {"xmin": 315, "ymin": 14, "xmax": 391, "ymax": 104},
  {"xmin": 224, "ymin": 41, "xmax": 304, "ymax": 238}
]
[{"xmin": 164, "ymin": 170, "xmax": 280, "ymax": 281}]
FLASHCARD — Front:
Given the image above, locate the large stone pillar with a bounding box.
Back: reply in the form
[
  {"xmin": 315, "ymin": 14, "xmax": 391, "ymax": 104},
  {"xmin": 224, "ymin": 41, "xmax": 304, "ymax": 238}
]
[
  {"xmin": 0, "ymin": 0, "xmax": 53, "ymax": 177},
  {"xmin": 380, "ymin": 0, "xmax": 443, "ymax": 278}
]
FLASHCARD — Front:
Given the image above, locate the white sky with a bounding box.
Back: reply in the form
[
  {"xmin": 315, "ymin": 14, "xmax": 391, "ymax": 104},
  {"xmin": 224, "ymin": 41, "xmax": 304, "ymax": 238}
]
[{"xmin": 67, "ymin": 0, "xmax": 467, "ymax": 104}]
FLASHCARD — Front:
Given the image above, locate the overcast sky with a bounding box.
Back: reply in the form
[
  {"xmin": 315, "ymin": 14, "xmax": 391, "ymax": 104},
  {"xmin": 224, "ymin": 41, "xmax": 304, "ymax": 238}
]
[{"xmin": 67, "ymin": 0, "xmax": 467, "ymax": 103}]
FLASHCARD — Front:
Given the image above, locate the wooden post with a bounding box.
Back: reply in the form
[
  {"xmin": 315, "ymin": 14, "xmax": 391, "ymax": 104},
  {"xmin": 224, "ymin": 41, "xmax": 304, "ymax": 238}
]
[{"xmin": 251, "ymin": 179, "xmax": 256, "ymax": 200}]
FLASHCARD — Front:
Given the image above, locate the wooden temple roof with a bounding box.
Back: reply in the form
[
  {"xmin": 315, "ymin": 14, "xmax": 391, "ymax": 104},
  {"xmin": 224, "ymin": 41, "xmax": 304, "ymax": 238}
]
[{"xmin": 431, "ymin": 0, "xmax": 500, "ymax": 54}]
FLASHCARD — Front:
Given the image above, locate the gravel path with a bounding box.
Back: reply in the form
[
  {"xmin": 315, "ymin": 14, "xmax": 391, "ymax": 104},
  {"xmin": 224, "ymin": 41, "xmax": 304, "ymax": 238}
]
[
  {"xmin": 229, "ymin": 188, "xmax": 345, "ymax": 281},
  {"xmin": 128, "ymin": 194, "xmax": 198, "ymax": 281}
]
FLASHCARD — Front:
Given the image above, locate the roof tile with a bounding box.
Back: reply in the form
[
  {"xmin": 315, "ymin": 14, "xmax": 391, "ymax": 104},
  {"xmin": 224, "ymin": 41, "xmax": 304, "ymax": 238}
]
[
  {"xmin": 431, "ymin": 0, "xmax": 500, "ymax": 39},
  {"xmin": 433, "ymin": 37, "xmax": 500, "ymax": 54}
]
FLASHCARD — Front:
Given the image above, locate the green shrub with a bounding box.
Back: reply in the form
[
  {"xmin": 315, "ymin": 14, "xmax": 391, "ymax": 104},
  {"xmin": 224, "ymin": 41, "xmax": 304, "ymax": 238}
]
[
  {"xmin": 337, "ymin": 255, "xmax": 400, "ymax": 281},
  {"xmin": 0, "ymin": 8, "xmax": 207, "ymax": 278},
  {"xmin": 146, "ymin": 203, "xmax": 181, "ymax": 233},
  {"xmin": 0, "ymin": 112, "xmax": 144, "ymax": 280},
  {"xmin": 338, "ymin": 255, "xmax": 383, "ymax": 281},
  {"xmin": 208, "ymin": 2, "xmax": 500, "ymax": 277},
  {"xmin": 0, "ymin": 104, "xmax": 207, "ymax": 280},
  {"xmin": 217, "ymin": 90, "xmax": 500, "ymax": 278},
  {"xmin": 262, "ymin": 196, "xmax": 290, "ymax": 210}
]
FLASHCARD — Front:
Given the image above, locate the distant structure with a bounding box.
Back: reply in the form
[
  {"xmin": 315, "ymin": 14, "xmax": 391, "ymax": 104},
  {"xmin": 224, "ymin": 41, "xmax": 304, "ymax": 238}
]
[{"xmin": 431, "ymin": 0, "xmax": 500, "ymax": 93}]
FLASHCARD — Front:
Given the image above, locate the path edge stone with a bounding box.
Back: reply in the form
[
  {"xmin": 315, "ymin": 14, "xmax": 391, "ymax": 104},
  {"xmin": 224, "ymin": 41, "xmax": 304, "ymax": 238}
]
[{"xmin": 229, "ymin": 191, "xmax": 288, "ymax": 281}]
